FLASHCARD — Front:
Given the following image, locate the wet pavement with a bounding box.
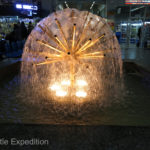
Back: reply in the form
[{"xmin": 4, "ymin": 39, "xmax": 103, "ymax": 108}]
[
  {"xmin": 0, "ymin": 124, "xmax": 150, "ymax": 150},
  {"xmin": 121, "ymin": 44, "xmax": 150, "ymax": 71}
]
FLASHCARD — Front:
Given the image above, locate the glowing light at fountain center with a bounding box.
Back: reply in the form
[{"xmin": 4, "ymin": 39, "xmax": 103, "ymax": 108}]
[{"xmin": 48, "ymin": 79, "xmax": 88, "ymax": 98}]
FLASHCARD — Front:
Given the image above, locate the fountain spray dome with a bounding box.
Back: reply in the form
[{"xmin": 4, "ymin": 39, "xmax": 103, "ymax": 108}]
[{"xmin": 21, "ymin": 8, "xmax": 122, "ymax": 103}]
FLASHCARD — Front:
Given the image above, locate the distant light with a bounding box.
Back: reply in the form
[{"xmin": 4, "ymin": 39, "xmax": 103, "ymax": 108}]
[
  {"xmin": 145, "ymin": 22, "xmax": 150, "ymax": 24},
  {"xmin": 23, "ymin": 5, "xmax": 38, "ymax": 10},
  {"xmin": 64, "ymin": 1, "xmax": 69, "ymax": 8},
  {"xmin": 121, "ymin": 23, "xmax": 142, "ymax": 26},
  {"xmin": 132, "ymin": 23, "xmax": 142, "ymax": 26},
  {"xmin": 49, "ymin": 84, "xmax": 60, "ymax": 91},
  {"xmin": 121, "ymin": 23, "xmax": 128, "ymax": 26},
  {"xmin": 23, "ymin": 5, "xmax": 31, "ymax": 9},
  {"xmin": 76, "ymin": 80, "xmax": 87, "ymax": 86},
  {"xmin": 76, "ymin": 91, "xmax": 87, "ymax": 98},
  {"xmin": 16, "ymin": 4, "xmax": 38, "ymax": 10},
  {"xmin": 61, "ymin": 80, "xmax": 71, "ymax": 86},
  {"xmin": 90, "ymin": 1, "xmax": 96, "ymax": 10},
  {"xmin": 16, "ymin": 4, "xmax": 22, "ymax": 9},
  {"xmin": 56, "ymin": 91, "xmax": 67, "ymax": 97},
  {"xmin": 28, "ymin": 10, "xmax": 33, "ymax": 17}
]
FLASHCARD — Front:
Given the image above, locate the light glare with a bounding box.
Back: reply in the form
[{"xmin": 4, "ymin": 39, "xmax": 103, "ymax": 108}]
[
  {"xmin": 16, "ymin": 4, "xmax": 22, "ymax": 9},
  {"xmin": 77, "ymin": 80, "xmax": 87, "ymax": 86},
  {"xmin": 56, "ymin": 91, "xmax": 67, "ymax": 97},
  {"xmin": 61, "ymin": 80, "xmax": 71, "ymax": 86},
  {"xmin": 50, "ymin": 84, "xmax": 60, "ymax": 91},
  {"xmin": 76, "ymin": 91, "xmax": 87, "ymax": 98},
  {"xmin": 16, "ymin": 4, "xmax": 38, "ymax": 10}
]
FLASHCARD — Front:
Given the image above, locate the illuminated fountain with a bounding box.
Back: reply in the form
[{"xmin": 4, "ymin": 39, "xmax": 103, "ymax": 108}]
[{"xmin": 21, "ymin": 8, "xmax": 123, "ymax": 112}]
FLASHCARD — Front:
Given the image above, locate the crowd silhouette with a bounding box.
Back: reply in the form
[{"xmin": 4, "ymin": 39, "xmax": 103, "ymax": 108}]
[
  {"xmin": 0, "ymin": 21, "xmax": 34, "ymax": 60},
  {"xmin": 5, "ymin": 21, "xmax": 33, "ymax": 47}
]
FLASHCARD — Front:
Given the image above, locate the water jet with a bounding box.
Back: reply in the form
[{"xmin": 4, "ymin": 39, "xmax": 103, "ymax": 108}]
[{"xmin": 21, "ymin": 8, "xmax": 123, "ymax": 104}]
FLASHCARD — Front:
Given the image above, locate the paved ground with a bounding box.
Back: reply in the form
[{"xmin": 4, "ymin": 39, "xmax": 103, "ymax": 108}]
[
  {"xmin": 0, "ymin": 124, "xmax": 150, "ymax": 150},
  {"xmin": 121, "ymin": 44, "xmax": 150, "ymax": 71}
]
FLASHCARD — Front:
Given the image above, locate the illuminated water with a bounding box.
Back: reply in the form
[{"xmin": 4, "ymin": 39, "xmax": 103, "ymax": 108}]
[
  {"xmin": 0, "ymin": 71, "xmax": 150, "ymax": 125},
  {"xmin": 21, "ymin": 8, "xmax": 123, "ymax": 105}
]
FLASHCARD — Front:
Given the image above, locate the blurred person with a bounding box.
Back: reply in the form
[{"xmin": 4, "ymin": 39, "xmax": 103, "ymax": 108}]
[
  {"xmin": 20, "ymin": 21, "xmax": 27, "ymax": 40},
  {"xmin": 17, "ymin": 21, "xmax": 22, "ymax": 40},
  {"xmin": 137, "ymin": 26, "xmax": 142, "ymax": 47},
  {"xmin": 0, "ymin": 54, "xmax": 6, "ymax": 61},
  {"xmin": 17, "ymin": 21, "xmax": 21, "ymax": 27},
  {"xmin": 0, "ymin": 39, "xmax": 6, "ymax": 53},
  {"xmin": 13, "ymin": 24, "xmax": 20, "ymax": 41},
  {"xmin": 5, "ymin": 24, "xmax": 20, "ymax": 50},
  {"xmin": 27, "ymin": 21, "xmax": 34, "ymax": 35}
]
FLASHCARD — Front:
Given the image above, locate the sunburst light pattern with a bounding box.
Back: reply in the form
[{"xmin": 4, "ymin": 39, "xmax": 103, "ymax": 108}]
[
  {"xmin": 36, "ymin": 22, "xmax": 105, "ymax": 87},
  {"xmin": 21, "ymin": 8, "xmax": 122, "ymax": 102}
]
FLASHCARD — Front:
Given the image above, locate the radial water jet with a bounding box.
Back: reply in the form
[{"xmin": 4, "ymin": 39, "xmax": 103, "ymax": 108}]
[{"xmin": 21, "ymin": 8, "xmax": 123, "ymax": 105}]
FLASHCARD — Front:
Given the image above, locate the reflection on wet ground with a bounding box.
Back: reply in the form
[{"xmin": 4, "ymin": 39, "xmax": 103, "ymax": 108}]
[{"xmin": 121, "ymin": 44, "xmax": 150, "ymax": 71}]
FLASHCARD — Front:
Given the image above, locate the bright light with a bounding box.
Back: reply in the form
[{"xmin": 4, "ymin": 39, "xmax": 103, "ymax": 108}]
[
  {"xmin": 61, "ymin": 80, "xmax": 71, "ymax": 86},
  {"xmin": 23, "ymin": 5, "xmax": 38, "ymax": 10},
  {"xmin": 145, "ymin": 22, "xmax": 150, "ymax": 24},
  {"xmin": 50, "ymin": 84, "xmax": 60, "ymax": 91},
  {"xmin": 76, "ymin": 91, "xmax": 87, "ymax": 98},
  {"xmin": 23, "ymin": 5, "xmax": 32, "ymax": 9},
  {"xmin": 121, "ymin": 23, "xmax": 127, "ymax": 26},
  {"xmin": 16, "ymin": 4, "xmax": 38, "ymax": 10},
  {"xmin": 16, "ymin": 4, "xmax": 22, "ymax": 9},
  {"xmin": 132, "ymin": 23, "xmax": 142, "ymax": 26},
  {"xmin": 121, "ymin": 23, "xmax": 142, "ymax": 26},
  {"xmin": 76, "ymin": 80, "xmax": 87, "ymax": 86},
  {"xmin": 56, "ymin": 91, "xmax": 67, "ymax": 97},
  {"xmin": 90, "ymin": 1, "xmax": 96, "ymax": 10}
]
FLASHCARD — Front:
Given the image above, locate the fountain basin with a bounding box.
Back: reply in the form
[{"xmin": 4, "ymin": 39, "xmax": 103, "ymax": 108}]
[{"xmin": 0, "ymin": 59, "xmax": 150, "ymax": 126}]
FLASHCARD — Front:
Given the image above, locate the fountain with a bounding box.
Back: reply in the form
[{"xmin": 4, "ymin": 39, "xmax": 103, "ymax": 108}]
[
  {"xmin": 21, "ymin": 8, "xmax": 123, "ymax": 114},
  {"xmin": 1, "ymin": 9, "xmax": 150, "ymax": 125}
]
